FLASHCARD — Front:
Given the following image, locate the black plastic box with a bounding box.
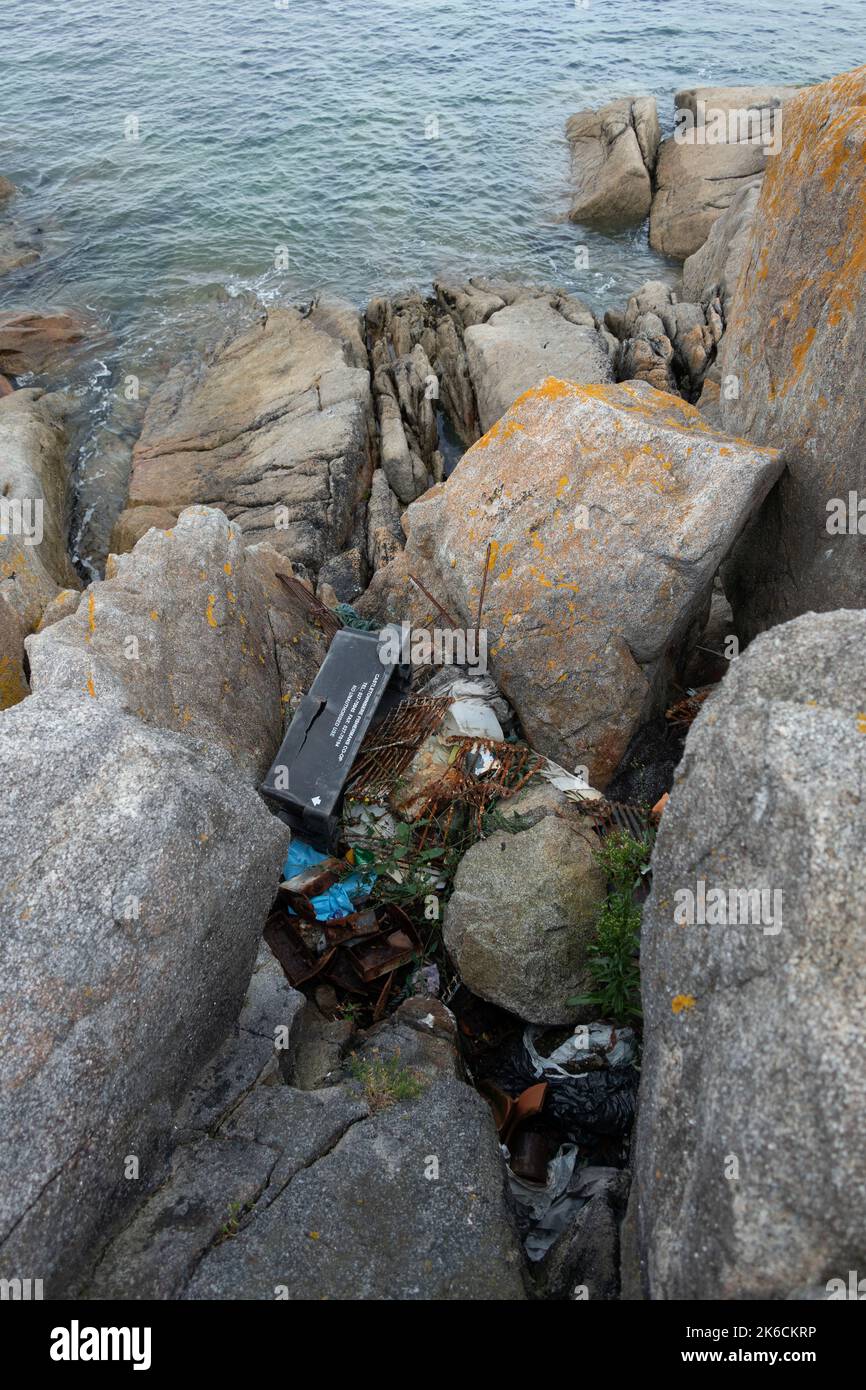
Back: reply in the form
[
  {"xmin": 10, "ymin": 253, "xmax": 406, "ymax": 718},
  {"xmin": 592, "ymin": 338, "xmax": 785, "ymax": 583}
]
[{"xmin": 260, "ymin": 628, "xmax": 409, "ymax": 851}]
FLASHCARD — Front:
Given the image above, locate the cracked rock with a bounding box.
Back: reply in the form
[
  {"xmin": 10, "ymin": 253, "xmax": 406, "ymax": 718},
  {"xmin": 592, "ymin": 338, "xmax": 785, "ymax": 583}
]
[{"xmin": 566, "ymin": 96, "xmax": 660, "ymax": 226}]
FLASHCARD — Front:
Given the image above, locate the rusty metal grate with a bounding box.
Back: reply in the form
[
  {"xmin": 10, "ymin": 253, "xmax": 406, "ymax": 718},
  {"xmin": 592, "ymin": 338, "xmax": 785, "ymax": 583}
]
[{"xmin": 347, "ymin": 696, "xmax": 451, "ymax": 802}]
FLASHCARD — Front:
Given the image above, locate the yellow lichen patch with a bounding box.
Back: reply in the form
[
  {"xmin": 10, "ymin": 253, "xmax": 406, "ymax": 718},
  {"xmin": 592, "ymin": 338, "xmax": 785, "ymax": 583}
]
[
  {"xmin": 857, "ymin": 711, "xmax": 866, "ymax": 734},
  {"xmin": 556, "ymin": 475, "xmax": 570, "ymax": 498},
  {"xmin": 86, "ymin": 591, "xmax": 96, "ymax": 642},
  {"xmin": 0, "ymin": 655, "xmax": 28, "ymax": 710},
  {"xmin": 85, "ymin": 674, "xmax": 96, "ymax": 698},
  {"xmin": 224, "ymin": 561, "xmax": 232, "ymax": 576},
  {"xmin": 487, "ymin": 540, "xmax": 499, "ymax": 572},
  {"xmin": 672, "ymin": 994, "xmax": 696, "ymax": 1014},
  {"xmin": 206, "ymin": 594, "xmax": 218, "ymax": 629},
  {"xmin": 150, "ymin": 610, "xmax": 159, "ymax": 621}
]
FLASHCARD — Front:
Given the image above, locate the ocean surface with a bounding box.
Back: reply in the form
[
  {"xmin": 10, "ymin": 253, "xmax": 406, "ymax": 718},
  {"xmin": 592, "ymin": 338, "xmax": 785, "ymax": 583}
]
[{"xmin": 2, "ymin": 0, "xmax": 865, "ymax": 564}]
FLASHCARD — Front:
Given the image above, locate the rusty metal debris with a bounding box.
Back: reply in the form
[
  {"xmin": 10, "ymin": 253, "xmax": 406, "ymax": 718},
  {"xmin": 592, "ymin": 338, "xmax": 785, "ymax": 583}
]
[
  {"xmin": 276, "ymin": 571, "xmax": 342, "ymax": 640},
  {"xmin": 348, "ymin": 695, "xmax": 545, "ymax": 835},
  {"xmin": 347, "ymin": 696, "xmax": 452, "ymax": 802},
  {"xmin": 665, "ymin": 687, "xmax": 712, "ymax": 728},
  {"xmin": 573, "ymin": 798, "xmax": 650, "ymax": 839},
  {"xmin": 265, "ymin": 900, "xmax": 423, "ymax": 998}
]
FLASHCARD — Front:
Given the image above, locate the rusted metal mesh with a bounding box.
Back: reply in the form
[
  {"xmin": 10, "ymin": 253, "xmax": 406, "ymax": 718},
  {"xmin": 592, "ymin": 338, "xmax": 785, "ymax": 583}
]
[
  {"xmin": 346, "ymin": 696, "xmax": 452, "ymax": 802},
  {"xmin": 665, "ymin": 687, "xmax": 712, "ymax": 728},
  {"xmin": 572, "ymin": 798, "xmax": 650, "ymax": 840},
  {"xmin": 347, "ymin": 696, "xmax": 547, "ymax": 841}
]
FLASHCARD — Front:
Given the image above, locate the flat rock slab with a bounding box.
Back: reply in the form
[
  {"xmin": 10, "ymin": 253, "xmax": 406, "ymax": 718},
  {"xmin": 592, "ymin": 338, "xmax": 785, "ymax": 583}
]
[
  {"xmin": 464, "ymin": 297, "xmax": 613, "ymax": 433},
  {"xmin": 184, "ymin": 1076, "xmax": 527, "ymax": 1300},
  {"xmin": 634, "ymin": 609, "xmax": 866, "ymax": 1299},
  {"xmin": 399, "ymin": 377, "xmax": 783, "ymax": 785},
  {"xmin": 126, "ymin": 307, "xmax": 374, "ymax": 573}
]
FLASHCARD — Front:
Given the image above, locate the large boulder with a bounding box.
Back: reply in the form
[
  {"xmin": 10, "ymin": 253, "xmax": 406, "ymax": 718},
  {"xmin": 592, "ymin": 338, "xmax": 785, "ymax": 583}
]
[
  {"xmin": 719, "ymin": 66, "xmax": 866, "ymax": 637},
  {"xmin": 444, "ymin": 783, "xmax": 607, "ymax": 1024},
  {"xmin": 27, "ymin": 506, "xmax": 282, "ymax": 777},
  {"xmin": 650, "ymin": 85, "xmax": 796, "ymax": 260},
  {"xmin": 0, "ymin": 692, "xmax": 289, "ymax": 1295},
  {"xmin": 386, "ymin": 377, "xmax": 783, "ymax": 786},
  {"xmin": 464, "ymin": 297, "xmax": 614, "ymax": 433},
  {"xmin": 634, "ymin": 610, "xmax": 866, "ymax": 1299},
  {"xmin": 566, "ymin": 97, "xmax": 660, "ymax": 226},
  {"xmin": 0, "ymin": 388, "xmax": 79, "ymax": 709},
  {"xmin": 126, "ymin": 307, "xmax": 375, "ymax": 574}
]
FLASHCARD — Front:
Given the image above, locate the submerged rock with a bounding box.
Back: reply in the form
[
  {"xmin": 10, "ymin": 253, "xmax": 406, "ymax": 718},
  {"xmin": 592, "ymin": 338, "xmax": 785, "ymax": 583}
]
[
  {"xmin": 0, "ymin": 309, "xmax": 89, "ymax": 376},
  {"xmin": 719, "ymin": 65, "xmax": 866, "ymax": 635},
  {"xmin": 634, "ymin": 609, "xmax": 866, "ymax": 1299},
  {"xmin": 566, "ymin": 96, "xmax": 659, "ymax": 226},
  {"xmin": 386, "ymin": 377, "xmax": 783, "ymax": 786}
]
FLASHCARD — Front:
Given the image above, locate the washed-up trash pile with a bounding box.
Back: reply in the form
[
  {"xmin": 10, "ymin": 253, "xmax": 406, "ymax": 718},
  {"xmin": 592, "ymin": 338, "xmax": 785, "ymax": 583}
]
[
  {"xmin": 458, "ymin": 1005, "xmax": 640, "ymax": 1259},
  {"xmin": 260, "ymin": 606, "xmax": 608, "ymax": 1024}
]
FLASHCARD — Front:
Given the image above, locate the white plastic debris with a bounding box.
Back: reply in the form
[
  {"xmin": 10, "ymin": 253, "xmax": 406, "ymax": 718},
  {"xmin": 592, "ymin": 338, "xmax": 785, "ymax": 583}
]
[
  {"xmin": 440, "ymin": 698, "xmax": 504, "ymax": 741},
  {"xmin": 540, "ymin": 758, "xmax": 604, "ymax": 802},
  {"xmin": 422, "ymin": 670, "xmax": 515, "ymax": 732},
  {"xmin": 524, "ymin": 1022, "xmax": 638, "ymax": 1079}
]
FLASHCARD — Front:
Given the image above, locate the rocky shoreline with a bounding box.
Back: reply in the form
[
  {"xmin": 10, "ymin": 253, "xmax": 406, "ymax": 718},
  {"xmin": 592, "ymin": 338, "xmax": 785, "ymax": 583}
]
[{"xmin": 2, "ymin": 68, "xmax": 865, "ymax": 1301}]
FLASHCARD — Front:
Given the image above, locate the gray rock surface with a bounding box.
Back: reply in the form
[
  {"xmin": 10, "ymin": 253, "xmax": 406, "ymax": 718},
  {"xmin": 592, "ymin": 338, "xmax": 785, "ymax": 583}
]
[
  {"xmin": 566, "ymin": 96, "xmax": 659, "ymax": 226},
  {"xmin": 27, "ymin": 506, "xmax": 283, "ymax": 777},
  {"xmin": 682, "ymin": 182, "xmax": 760, "ymax": 319},
  {"xmin": 126, "ymin": 307, "xmax": 375, "ymax": 574},
  {"xmin": 650, "ymin": 85, "xmax": 796, "ymax": 260},
  {"xmin": 184, "ymin": 1074, "xmax": 527, "ymax": 1300},
  {"xmin": 0, "ymin": 692, "xmax": 289, "ymax": 1296},
  {"xmin": 634, "ymin": 609, "xmax": 866, "ymax": 1299},
  {"xmin": 85, "ymin": 985, "xmax": 525, "ymax": 1300},
  {"xmin": 536, "ymin": 1170, "xmax": 630, "ymax": 1301},
  {"xmin": 464, "ymin": 296, "xmax": 614, "ymax": 432},
  {"xmin": 444, "ymin": 786, "xmax": 606, "ymax": 1024}
]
